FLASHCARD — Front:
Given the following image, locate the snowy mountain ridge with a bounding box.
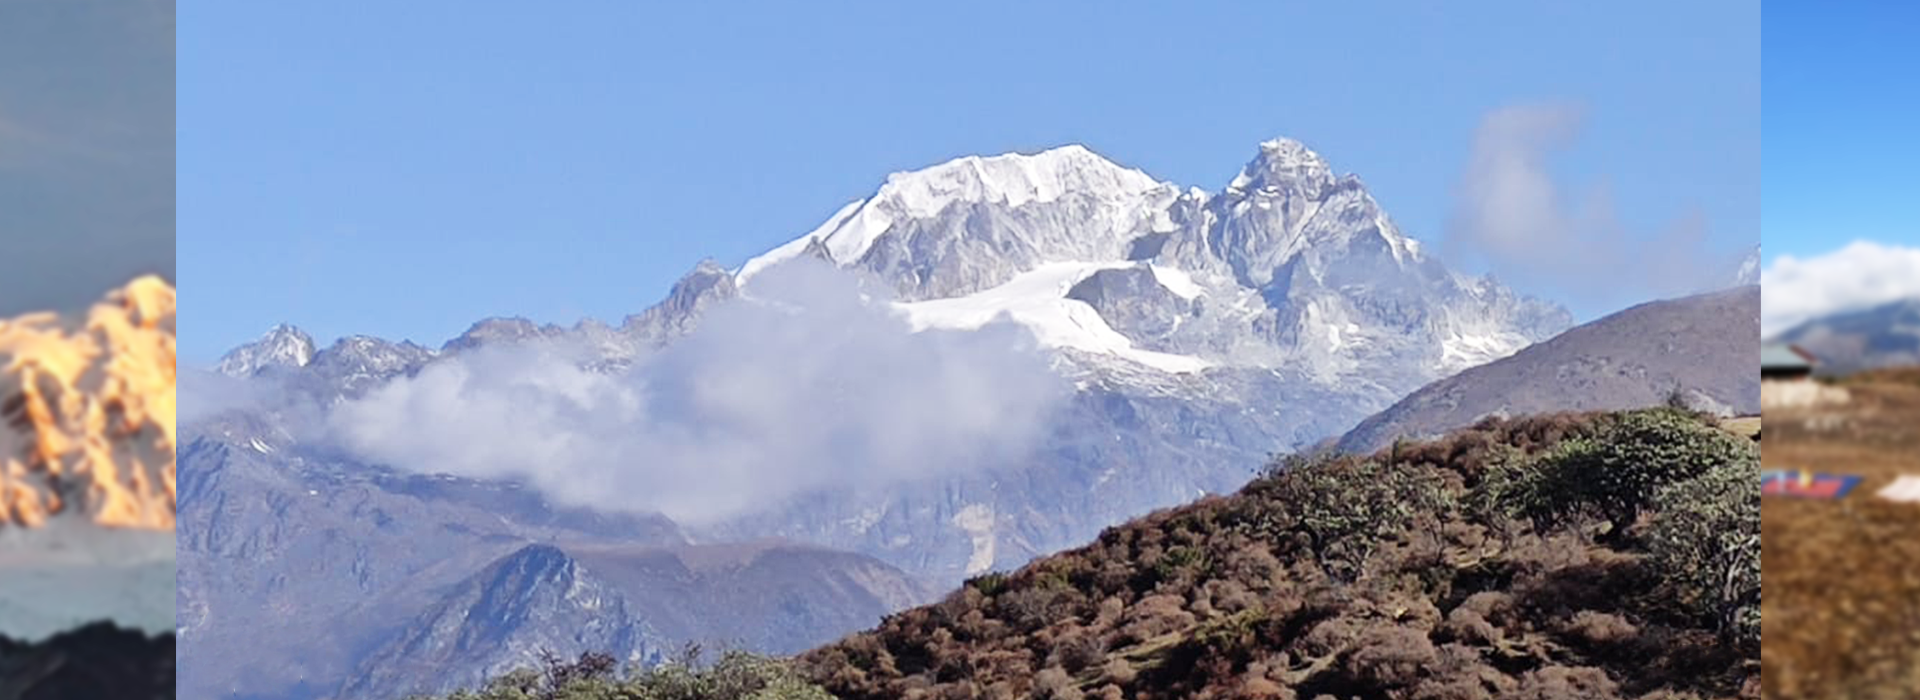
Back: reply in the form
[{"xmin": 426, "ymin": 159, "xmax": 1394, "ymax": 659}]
[
  {"xmin": 214, "ymin": 323, "xmax": 315, "ymax": 378},
  {"xmin": 730, "ymin": 138, "xmax": 1566, "ymax": 381},
  {"xmin": 0, "ymin": 276, "xmax": 176, "ymax": 530},
  {"xmin": 738, "ymin": 144, "xmax": 1175, "ymax": 285}
]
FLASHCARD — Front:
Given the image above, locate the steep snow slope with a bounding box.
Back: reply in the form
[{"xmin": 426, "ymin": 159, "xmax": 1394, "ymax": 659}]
[{"xmin": 896, "ymin": 261, "xmax": 1212, "ymax": 373}]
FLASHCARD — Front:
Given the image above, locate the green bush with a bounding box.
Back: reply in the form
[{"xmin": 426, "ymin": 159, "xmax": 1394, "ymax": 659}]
[
  {"xmin": 411, "ymin": 648, "xmax": 833, "ymax": 700},
  {"xmin": 1517, "ymin": 408, "xmax": 1756, "ymax": 534},
  {"xmin": 1645, "ymin": 460, "xmax": 1761, "ymax": 647},
  {"xmin": 967, "ymin": 572, "xmax": 1010, "ymax": 597},
  {"xmin": 1258, "ymin": 454, "xmax": 1451, "ymax": 579}
]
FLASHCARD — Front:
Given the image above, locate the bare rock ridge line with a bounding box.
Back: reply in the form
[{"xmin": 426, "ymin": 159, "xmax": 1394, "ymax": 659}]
[{"xmin": 0, "ymin": 276, "xmax": 176, "ymax": 529}]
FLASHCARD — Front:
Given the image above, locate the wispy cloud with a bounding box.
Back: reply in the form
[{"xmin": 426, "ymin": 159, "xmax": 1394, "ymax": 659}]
[
  {"xmin": 1443, "ymin": 103, "xmax": 1728, "ymax": 311},
  {"xmin": 1761, "ymin": 241, "xmax": 1920, "ymax": 338},
  {"xmin": 324, "ymin": 261, "xmax": 1072, "ymax": 525}
]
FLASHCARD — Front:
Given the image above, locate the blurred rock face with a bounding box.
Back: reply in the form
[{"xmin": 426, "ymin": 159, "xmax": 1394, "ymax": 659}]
[{"xmin": 0, "ymin": 277, "xmax": 175, "ymax": 529}]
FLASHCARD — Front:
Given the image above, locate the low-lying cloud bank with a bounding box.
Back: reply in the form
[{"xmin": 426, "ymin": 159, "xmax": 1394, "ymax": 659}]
[
  {"xmin": 322, "ymin": 261, "xmax": 1072, "ymax": 525},
  {"xmin": 1761, "ymin": 240, "xmax": 1920, "ymax": 338}
]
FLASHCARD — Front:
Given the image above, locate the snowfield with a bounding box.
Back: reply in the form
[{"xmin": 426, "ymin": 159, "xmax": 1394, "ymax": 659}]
[{"xmin": 895, "ymin": 261, "xmax": 1213, "ymax": 373}]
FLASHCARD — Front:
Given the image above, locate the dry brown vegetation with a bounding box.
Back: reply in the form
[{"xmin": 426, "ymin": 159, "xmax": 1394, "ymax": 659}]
[
  {"xmin": 1763, "ymin": 370, "xmax": 1920, "ymax": 699},
  {"xmin": 801, "ymin": 409, "xmax": 1759, "ymax": 699}
]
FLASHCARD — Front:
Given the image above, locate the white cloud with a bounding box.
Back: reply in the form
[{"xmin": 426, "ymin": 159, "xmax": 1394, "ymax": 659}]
[
  {"xmin": 1762, "ymin": 240, "xmax": 1920, "ymax": 338},
  {"xmin": 325, "ymin": 261, "xmax": 1072, "ymax": 526},
  {"xmin": 1444, "ymin": 103, "xmax": 1728, "ymax": 310}
]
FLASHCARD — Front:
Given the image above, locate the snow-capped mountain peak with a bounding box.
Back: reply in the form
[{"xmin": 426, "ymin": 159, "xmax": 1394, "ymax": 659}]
[
  {"xmin": 874, "ymin": 144, "xmax": 1164, "ymax": 215},
  {"xmin": 738, "ymin": 145, "xmax": 1173, "ymax": 285},
  {"xmin": 0, "ymin": 276, "xmax": 176, "ymax": 530},
  {"xmin": 215, "ymin": 323, "xmax": 315, "ymax": 378},
  {"xmin": 1735, "ymin": 245, "xmax": 1760, "ymax": 286},
  {"xmin": 1227, "ymin": 137, "xmax": 1337, "ymax": 195},
  {"xmin": 725, "ymin": 136, "xmax": 1566, "ymax": 378}
]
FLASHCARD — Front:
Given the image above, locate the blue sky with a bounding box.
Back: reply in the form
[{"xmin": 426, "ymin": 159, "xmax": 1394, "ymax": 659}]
[
  {"xmin": 1758, "ymin": 0, "xmax": 1920, "ymax": 336},
  {"xmin": 0, "ymin": 0, "xmax": 172, "ymax": 316},
  {"xmin": 1763, "ymin": 0, "xmax": 1919, "ymax": 265},
  {"xmin": 179, "ymin": 1, "xmax": 1758, "ymax": 364}
]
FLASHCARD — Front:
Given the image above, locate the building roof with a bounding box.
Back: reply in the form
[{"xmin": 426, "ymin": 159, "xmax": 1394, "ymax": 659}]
[{"xmin": 1762, "ymin": 343, "xmax": 1814, "ymax": 370}]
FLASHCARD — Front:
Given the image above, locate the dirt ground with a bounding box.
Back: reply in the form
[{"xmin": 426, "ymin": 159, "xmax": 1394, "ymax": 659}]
[{"xmin": 1763, "ymin": 370, "xmax": 1920, "ymax": 699}]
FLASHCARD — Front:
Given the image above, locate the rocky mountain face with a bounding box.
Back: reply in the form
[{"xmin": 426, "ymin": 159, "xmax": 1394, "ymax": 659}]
[
  {"xmin": 175, "ymin": 412, "xmax": 931, "ymax": 700},
  {"xmin": 0, "ymin": 276, "xmax": 176, "ymax": 530},
  {"xmin": 1337, "ymin": 285, "xmax": 1761, "ymax": 454},
  {"xmin": 339, "ymin": 540, "xmax": 934, "ymax": 700},
  {"xmin": 1771, "ymin": 297, "xmax": 1920, "ymax": 375},
  {"xmin": 186, "ymin": 137, "xmax": 1569, "ymax": 698}
]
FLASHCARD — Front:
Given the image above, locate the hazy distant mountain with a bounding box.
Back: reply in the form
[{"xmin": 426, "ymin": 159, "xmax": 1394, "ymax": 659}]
[
  {"xmin": 1337, "ymin": 285, "xmax": 1760, "ymax": 454},
  {"xmin": 1772, "ymin": 297, "xmax": 1920, "ymax": 374}
]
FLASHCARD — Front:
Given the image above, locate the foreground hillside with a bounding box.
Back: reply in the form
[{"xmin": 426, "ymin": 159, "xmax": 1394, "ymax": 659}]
[
  {"xmin": 1764, "ymin": 369, "xmax": 1920, "ymax": 698},
  {"xmin": 414, "ymin": 408, "xmax": 1759, "ymax": 699}
]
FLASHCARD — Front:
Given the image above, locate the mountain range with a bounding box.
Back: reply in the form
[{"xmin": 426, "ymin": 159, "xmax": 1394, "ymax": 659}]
[{"xmin": 181, "ymin": 137, "xmax": 1751, "ymax": 699}]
